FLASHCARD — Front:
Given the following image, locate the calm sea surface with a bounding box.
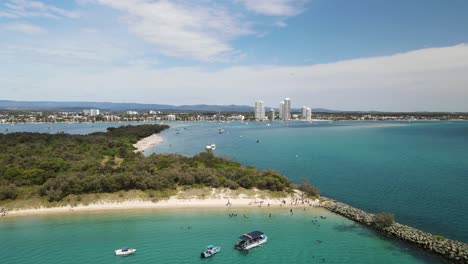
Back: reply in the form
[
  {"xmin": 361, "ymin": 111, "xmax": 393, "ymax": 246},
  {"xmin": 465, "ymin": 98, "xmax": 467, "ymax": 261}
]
[
  {"xmin": 1, "ymin": 121, "xmax": 467, "ymax": 263},
  {"xmin": 149, "ymin": 121, "xmax": 468, "ymax": 243},
  {"xmin": 0, "ymin": 209, "xmax": 445, "ymax": 264}
]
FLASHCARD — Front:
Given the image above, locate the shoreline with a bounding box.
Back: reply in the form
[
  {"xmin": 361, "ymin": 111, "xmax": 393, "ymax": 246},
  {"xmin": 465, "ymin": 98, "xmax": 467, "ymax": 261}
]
[
  {"xmin": 2, "ymin": 189, "xmax": 320, "ymax": 217},
  {"xmin": 2, "ymin": 120, "xmax": 468, "ymax": 126},
  {"xmin": 133, "ymin": 133, "xmax": 164, "ymax": 153}
]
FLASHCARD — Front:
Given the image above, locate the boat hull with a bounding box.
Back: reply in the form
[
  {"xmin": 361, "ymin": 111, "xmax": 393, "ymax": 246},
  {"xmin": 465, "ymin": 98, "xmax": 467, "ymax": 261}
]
[
  {"xmin": 235, "ymin": 236, "xmax": 268, "ymax": 251},
  {"xmin": 115, "ymin": 248, "xmax": 136, "ymax": 256},
  {"xmin": 200, "ymin": 246, "xmax": 221, "ymax": 258}
]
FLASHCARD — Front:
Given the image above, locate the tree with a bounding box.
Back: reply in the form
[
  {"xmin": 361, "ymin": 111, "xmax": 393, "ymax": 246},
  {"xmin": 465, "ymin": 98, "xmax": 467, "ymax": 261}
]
[
  {"xmin": 299, "ymin": 179, "xmax": 320, "ymax": 197},
  {"xmin": 373, "ymin": 212, "xmax": 395, "ymax": 227}
]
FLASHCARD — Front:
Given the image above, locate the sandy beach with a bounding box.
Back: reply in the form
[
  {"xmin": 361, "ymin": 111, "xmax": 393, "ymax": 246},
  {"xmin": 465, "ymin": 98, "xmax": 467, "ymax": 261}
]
[
  {"xmin": 133, "ymin": 133, "xmax": 164, "ymax": 153},
  {"xmin": 4, "ymin": 189, "xmax": 321, "ymax": 217}
]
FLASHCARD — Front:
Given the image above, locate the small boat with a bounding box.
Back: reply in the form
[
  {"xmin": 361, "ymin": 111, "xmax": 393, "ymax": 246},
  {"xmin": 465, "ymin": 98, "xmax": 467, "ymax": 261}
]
[
  {"xmin": 200, "ymin": 245, "xmax": 221, "ymax": 258},
  {"xmin": 235, "ymin": 230, "xmax": 267, "ymax": 251},
  {"xmin": 218, "ymin": 128, "xmax": 224, "ymax": 134},
  {"xmin": 115, "ymin": 247, "xmax": 136, "ymax": 256},
  {"xmin": 206, "ymin": 144, "xmax": 216, "ymax": 150}
]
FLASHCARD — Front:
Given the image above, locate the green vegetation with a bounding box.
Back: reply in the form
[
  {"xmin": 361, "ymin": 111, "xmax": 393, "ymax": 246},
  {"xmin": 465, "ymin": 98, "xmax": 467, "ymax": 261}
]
[
  {"xmin": 433, "ymin": 235, "xmax": 447, "ymax": 241},
  {"xmin": 0, "ymin": 124, "xmax": 292, "ymax": 204},
  {"xmin": 299, "ymin": 179, "xmax": 320, "ymax": 197},
  {"xmin": 373, "ymin": 212, "xmax": 395, "ymax": 227}
]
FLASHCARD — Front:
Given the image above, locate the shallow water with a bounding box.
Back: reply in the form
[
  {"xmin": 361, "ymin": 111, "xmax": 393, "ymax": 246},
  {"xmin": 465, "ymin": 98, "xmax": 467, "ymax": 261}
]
[{"xmin": 0, "ymin": 208, "xmax": 446, "ymax": 264}]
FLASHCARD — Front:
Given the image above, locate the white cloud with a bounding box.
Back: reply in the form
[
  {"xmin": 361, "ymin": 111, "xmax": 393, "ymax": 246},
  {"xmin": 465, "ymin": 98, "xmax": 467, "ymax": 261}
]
[
  {"xmin": 2, "ymin": 44, "xmax": 467, "ymax": 111},
  {"xmin": 86, "ymin": 0, "xmax": 252, "ymax": 62},
  {"xmin": 275, "ymin": 21, "xmax": 287, "ymax": 27},
  {"xmin": 1, "ymin": 0, "xmax": 79, "ymax": 19},
  {"xmin": 237, "ymin": 0, "xmax": 306, "ymax": 16},
  {"xmin": 0, "ymin": 22, "xmax": 46, "ymax": 34}
]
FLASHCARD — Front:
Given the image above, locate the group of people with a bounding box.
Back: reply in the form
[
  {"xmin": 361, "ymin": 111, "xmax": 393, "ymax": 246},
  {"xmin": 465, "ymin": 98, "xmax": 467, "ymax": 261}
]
[{"xmin": 1, "ymin": 208, "xmax": 8, "ymax": 217}]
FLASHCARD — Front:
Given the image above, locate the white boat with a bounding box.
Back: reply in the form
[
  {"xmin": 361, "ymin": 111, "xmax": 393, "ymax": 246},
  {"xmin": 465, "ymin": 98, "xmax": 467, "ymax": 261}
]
[
  {"xmin": 235, "ymin": 230, "xmax": 267, "ymax": 251},
  {"xmin": 115, "ymin": 247, "xmax": 136, "ymax": 256},
  {"xmin": 200, "ymin": 245, "xmax": 221, "ymax": 258},
  {"xmin": 206, "ymin": 144, "xmax": 216, "ymax": 150}
]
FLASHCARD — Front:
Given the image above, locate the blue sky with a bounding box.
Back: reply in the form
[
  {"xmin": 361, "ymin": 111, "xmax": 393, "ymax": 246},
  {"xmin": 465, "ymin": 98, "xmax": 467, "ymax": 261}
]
[{"xmin": 1, "ymin": 0, "xmax": 468, "ymax": 111}]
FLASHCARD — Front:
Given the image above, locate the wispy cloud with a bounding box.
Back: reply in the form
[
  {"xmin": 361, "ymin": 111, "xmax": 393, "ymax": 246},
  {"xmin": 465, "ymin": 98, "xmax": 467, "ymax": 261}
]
[
  {"xmin": 1, "ymin": 0, "xmax": 79, "ymax": 19},
  {"xmin": 2, "ymin": 44, "xmax": 467, "ymax": 111},
  {"xmin": 275, "ymin": 21, "xmax": 287, "ymax": 27},
  {"xmin": 0, "ymin": 22, "xmax": 46, "ymax": 34},
  {"xmin": 86, "ymin": 0, "xmax": 252, "ymax": 62},
  {"xmin": 237, "ymin": 0, "xmax": 307, "ymax": 16}
]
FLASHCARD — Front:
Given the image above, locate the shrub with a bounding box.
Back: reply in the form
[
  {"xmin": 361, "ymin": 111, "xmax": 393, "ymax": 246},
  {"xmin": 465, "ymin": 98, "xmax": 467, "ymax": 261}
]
[
  {"xmin": 373, "ymin": 212, "xmax": 395, "ymax": 227},
  {"xmin": 45, "ymin": 188, "xmax": 64, "ymax": 202},
  {"xmin": 0, "ymin": 183, "xmax": 18, "ymax": 200},
  {"xmin": 299, "ymin": 179, "xmax": 320, "ymax": 197}
]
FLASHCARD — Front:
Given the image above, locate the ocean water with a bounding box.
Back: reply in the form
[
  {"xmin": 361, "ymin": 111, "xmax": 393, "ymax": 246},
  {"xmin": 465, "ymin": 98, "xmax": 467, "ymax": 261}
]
[
  {"xmin": 0, "ymin": 209, "xmax": 445, "ymax": 264},
  {"xmin": 1, "ymin": 121, "xmax": 467, "ymax": 250},
  {"xmin": 148, "ymin": 121, "xmax": 468, "ymax": 243}
]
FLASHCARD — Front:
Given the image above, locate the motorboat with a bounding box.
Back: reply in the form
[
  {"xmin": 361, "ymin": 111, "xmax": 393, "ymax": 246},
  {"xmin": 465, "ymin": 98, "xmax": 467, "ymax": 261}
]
[
  {"xmin": 115, "ymin": 247, "xmax": 136, "ymax": 256},
  {"xmin": 206, "ymin": 144, "xmax": 216, "ymax": 150},
  {"xmin": 235, "ymin": 230, "xmax": 267, "ymax": 251},
  {"xmin": 200, "ymin": 245, "xmax": 221, "ymax": 258},
  {"xmin": 218, "ymin": 128, "xmax": 224, "ymax": 134}
]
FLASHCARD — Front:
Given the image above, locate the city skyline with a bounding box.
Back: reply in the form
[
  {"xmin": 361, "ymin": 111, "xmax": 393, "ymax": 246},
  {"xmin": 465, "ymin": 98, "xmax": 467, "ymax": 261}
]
[{"xmin": 1, "ymin": 1, "xmax": 468, "ymax": 111}]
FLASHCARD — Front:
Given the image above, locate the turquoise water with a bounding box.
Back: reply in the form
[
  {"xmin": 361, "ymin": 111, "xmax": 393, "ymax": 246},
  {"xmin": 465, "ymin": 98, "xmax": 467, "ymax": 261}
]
[
  {"xmin": 1, "ymin": 120, "xmax": 467, "ymax": 262},
  {"xmin": 148, "ymin": 121, "xmax": 468, "ymax": 243},
  {"xmin": 0, "ymin": 209, "xmax": 445, "ymax": 263}
]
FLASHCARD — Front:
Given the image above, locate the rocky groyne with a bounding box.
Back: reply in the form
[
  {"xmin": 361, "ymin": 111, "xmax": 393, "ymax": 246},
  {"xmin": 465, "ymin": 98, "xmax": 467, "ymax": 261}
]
[{"xmin": 321, "ymin": 197, "xmax": 468, "ymax": 263}]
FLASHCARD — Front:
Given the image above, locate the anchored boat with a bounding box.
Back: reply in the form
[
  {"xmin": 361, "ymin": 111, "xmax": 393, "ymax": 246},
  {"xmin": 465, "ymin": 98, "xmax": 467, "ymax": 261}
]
[
  {"xmin": 200, "ymin": 245, "xmax": 221, "ymax": 258},
  {"xmin": 206, "ymin": 144, "xmax": 216, "ymax": 150},
  {"xmin": 115, "ymin": 247, "xmax": 136, "ymax": 256},
  {"xmin": 235, "ymin": 230, "xmax": 267, "ymax": 251}
]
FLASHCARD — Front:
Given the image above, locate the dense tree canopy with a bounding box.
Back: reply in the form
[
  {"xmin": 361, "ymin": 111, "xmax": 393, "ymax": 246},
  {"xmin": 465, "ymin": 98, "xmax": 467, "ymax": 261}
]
[{"xmin": 0, "ymin": 124, "xmax": 292, "ymax": 201}]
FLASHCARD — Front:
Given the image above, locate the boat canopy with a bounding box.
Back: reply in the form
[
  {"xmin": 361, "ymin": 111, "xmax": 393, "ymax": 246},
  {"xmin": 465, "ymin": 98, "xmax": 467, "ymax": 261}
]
[
  {"xmin": 207, "ymin": 245, "xmax": 214, "ymax": 248},
  {"xmin": 239, "ymin": 231, "xmax": 264, "ymax": 241}
]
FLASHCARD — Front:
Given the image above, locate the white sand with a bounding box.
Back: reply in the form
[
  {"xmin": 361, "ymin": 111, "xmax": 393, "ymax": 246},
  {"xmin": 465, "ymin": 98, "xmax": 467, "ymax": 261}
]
[
  {"xmin": 5, "ymin": 189, "xmax": 321, "ymax": 217},
  {"xmin": 133, "ymin": 134, "xmax": 163, "ymax": 153}
]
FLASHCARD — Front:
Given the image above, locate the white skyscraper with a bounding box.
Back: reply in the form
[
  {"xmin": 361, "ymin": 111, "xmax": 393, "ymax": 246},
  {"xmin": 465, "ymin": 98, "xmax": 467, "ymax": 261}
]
[
  {"xmin": 254, "ymin": 101, "xmax": 265, "ymax": 121},
  {"xmin": 279, "ymin": 101, "xmax": 284, "ymax": 120},
  {"xmin": 283, "ymin": 98, "xmax": 291, "ymax": 121},
  {"xmin": 305, "ymin": 107, "xmax": 312, "ymax": 121},
  {"xmin": 83, "ymin": 109, "xmax": 100, "ymax": 116},
  {"xmin": 301, "ymin": 106, "xmax": 308, "ymax": 119},
  {"xmin": 270, "ymin": 109, "xmax": 275, "ymax": 121}
]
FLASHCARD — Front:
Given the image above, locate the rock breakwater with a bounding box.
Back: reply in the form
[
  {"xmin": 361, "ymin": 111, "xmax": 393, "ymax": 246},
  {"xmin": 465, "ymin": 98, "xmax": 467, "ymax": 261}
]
[{"xmin": 321, "ymin": 197, "xmax": 468, "ymax": 263}]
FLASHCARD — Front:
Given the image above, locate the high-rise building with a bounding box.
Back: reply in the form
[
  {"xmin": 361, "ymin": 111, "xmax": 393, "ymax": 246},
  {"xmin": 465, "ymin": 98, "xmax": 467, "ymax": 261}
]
[
  {"xmin": 83, "ymin": 109, "xmax": 100, "ymax": 116},
  {"xmin": 254, "ymin": 101, "xmax": 265, "ymax": 121},
  {"xmin": 305, "ymin": 107, "xmax": 312, "ymax": 121},
  {"xmin": 269, "ymin": 109, "xmax": 275, "ymax": 121},
  {"xmin": 279, "ymin": 102, "xmax": 284, "ymax": 119},
  {"xmin": 283, "ymin": 98, "xmax": 291, "ymax": 121},
  {"xmin": 301, "ymin": 106, "xmax": 308, "ymax": 119}
]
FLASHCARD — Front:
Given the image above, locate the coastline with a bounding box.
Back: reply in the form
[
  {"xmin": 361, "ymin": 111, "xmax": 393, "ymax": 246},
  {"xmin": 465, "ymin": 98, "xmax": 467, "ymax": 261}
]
[
  {"xmin": 322, "ymin": 197, "xmax": 468, "ymax": 263},
  {"xmin": 3, "ymin": 188, "xmax": 320, "ymax": 217},
  {"xmin": 133, "ymin": 133, "xmax": 164, "ymax": 152}
]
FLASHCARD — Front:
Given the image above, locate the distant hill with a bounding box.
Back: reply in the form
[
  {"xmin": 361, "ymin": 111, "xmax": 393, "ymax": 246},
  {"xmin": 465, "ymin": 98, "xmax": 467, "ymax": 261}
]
[{"xmin": 0, "ymin": 100, "xmax": 338, "ymax": 113}]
